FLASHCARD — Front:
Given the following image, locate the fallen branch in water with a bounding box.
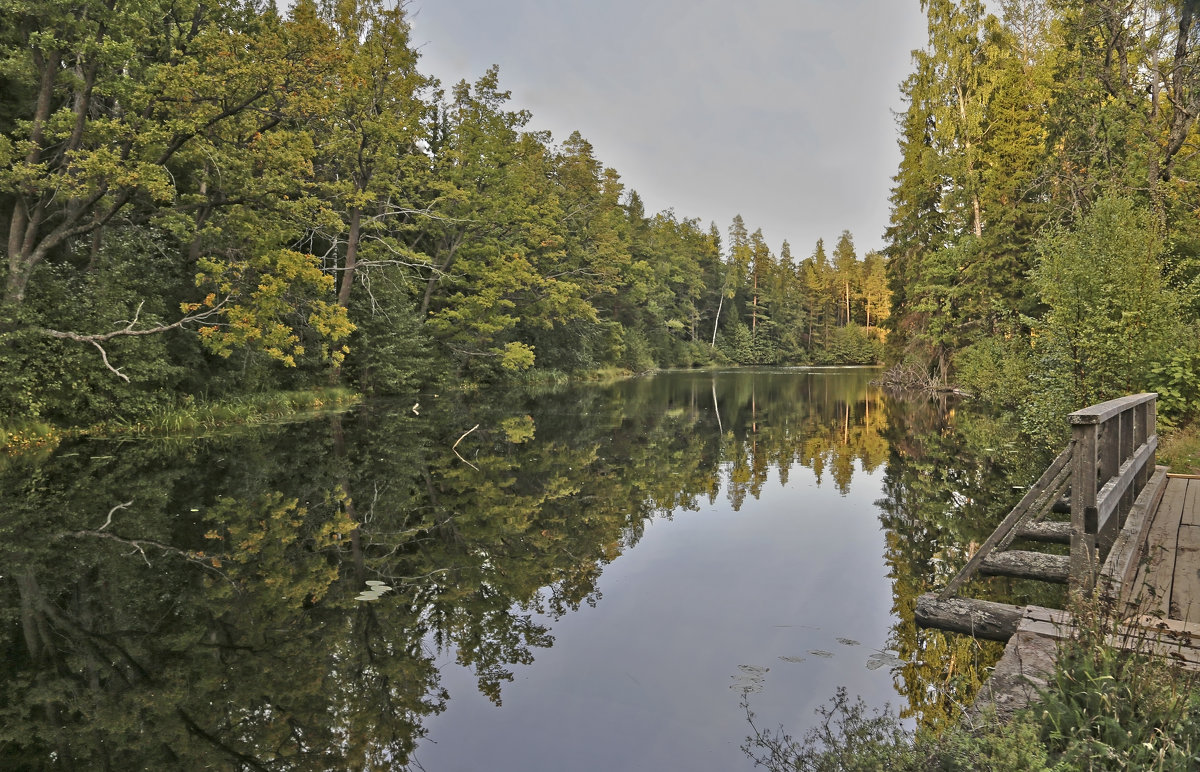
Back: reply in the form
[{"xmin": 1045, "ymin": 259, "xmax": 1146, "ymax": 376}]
[{"xmin": 453, "ymin": 424, "xmax": 480, "ymax": 470}]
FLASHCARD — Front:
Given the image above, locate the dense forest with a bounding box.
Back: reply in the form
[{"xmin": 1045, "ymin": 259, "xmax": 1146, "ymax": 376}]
[
  {"xmin": 889, "ymin": 0, "xmax": 1200, "ymax": 437},
  {"xmin": 4, "ymin": 0, "xmax": 1200, "ymax": 438},
  {"xmin": 0, "ymin": 0, "xmax": 889, "ymax": 431}
]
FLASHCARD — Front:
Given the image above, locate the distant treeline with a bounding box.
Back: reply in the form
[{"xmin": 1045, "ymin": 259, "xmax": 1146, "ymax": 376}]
[
  {"xmin": 0, "ymin": 0, "xmax": 887, "ymax": 427},
  {"xmin": 887, "ymin": 0, "xmax": 1200, "ymax": 436}
]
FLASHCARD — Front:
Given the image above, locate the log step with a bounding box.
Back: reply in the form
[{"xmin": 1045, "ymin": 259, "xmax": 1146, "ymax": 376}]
[
  {"xmin": 1015, "ymin": 520, "xmax": 1072, "ymax": 543},
  {"xmin": 980, "ymin": 550, "xmax": 1070, "ymax": 583},
  {"xmin": 915, "ymin": 593, "xmax": 1023, "ymax": 641}
]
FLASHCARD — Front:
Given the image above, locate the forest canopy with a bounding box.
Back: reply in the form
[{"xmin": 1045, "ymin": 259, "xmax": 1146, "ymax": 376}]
[
  {"xmin": 887, "ymin": 0, "xmax": 1200, "ymax": 435},
  {"xmin": 0, "ymin": 0, "xmax": 885, "ymax": 429},
  {"xmin": 6, "ymin": 0, "xmax": 1200, "ymax": 439}
]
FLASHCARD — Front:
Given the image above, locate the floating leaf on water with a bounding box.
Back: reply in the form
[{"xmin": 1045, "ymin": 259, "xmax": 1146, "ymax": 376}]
[
  {"xmin": 736, "ymin": 664, "xmax": 768, "ymax": 675},
  {"xmin": 865, "ymin": 652, "xmax": 905, "ymax": 671},
  {"xmin": 836, "ymin": 638, "xmax": 861, "ymax": 647},
  {"xmin": 730, "ymin": 681, "xmax": 765, "ymax": 694},
  {"xmin": 778, "ymin": 655, "xmax": 807, "ymax": 663},
  {"xmin": 808, "ymin": 650, "xmax": 834, "ymax": 658}
]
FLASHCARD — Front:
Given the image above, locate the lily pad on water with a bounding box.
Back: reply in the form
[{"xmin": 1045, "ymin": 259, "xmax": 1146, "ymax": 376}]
[
  {"xmin": 836, "ymin": 637, "xmax": 861, "ymax": 646},
  {"xmin": 778, "ymin": 655, "xmax": 807, "ymax": 664},
  {"xmin": 808, "ymin": 649, "xmax": 834, "ymax": 658}
]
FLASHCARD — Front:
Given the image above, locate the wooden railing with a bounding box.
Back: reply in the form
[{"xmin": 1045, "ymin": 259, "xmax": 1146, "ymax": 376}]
[
  {"xmin": 1068, "ymin": 393, "xmax": 1158, "ymax": 594},
  {"xmin": 916, "ymin": 393, "xmax": 1162, "ymax": 640}
]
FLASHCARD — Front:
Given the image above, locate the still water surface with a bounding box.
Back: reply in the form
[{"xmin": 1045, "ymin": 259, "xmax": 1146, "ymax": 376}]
[{"xmin": 1, "ymin": 368, "xmax": 1050, "ymax": 769}]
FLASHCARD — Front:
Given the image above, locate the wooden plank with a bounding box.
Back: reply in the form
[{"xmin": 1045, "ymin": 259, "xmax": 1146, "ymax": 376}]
[
  {"xmin": 1100, "ymin": 465, "xmax": 1169, "ymax": 602},
  {"xmin": 1123, "ymin": 560, "xmax": 1151, "ymax": 617},
  {"xmin": 937, "ymin": 446, "xmax": 1073, "ymax": 600},
  {"xmin": 1182, "ymin": 478, "xmax": 1200, "ymax": 527},
  {"xmin": 1072, "ymin": 422, "xmax": 1100, "ymax": 593},
  {"xmin": 1016, "ymin": 612, "xmax": 1200, "ymax": 672},
  {"xmin": 1095, "ymin": 436, "xmax": 1158, "ymax": 536},
  {"xmin": 980, "ymin": 550, "xmax": 1071, "ymax": 583},
  {"xmin": 1022, "ymin": 604, "xmax": 1073, "ymax": 626},
  {"xmin": 1129, "ymin": 615, "xmax": 1200, "ymax": 641},
  {"xmin": 1068, "ymin": 393, "xmax": 1157, "ymax": 425},
  {"xmin": 1019, "ymin": 617, "xmax": 1075, "ymax": 639},
  {"xmin": 1133, "ymin": 477, "xmax": 1188, "ymax": 618},
  {"xmin": 1172, "ymin": 522, "xmax": 1200, "ymax": 622}
]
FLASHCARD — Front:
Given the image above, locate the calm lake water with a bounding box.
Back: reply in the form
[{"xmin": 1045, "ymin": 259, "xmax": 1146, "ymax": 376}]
[{"xmin": 1, "ymin": 368, "xmax": 1054, "ymax": 770}]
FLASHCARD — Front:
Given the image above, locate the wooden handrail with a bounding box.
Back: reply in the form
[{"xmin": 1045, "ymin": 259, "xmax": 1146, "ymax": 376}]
[
  {"xmin": 1069, "ymin": 393, "xmax": 1157, "ymax": 594},
  {"xmin": 1068, "ymin": 393, "xmax": 1158, "ymax": 425}
]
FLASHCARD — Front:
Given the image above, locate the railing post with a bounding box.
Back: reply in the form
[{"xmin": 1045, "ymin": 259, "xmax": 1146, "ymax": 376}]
[
  {"xmin": 1118, "ymin": 407, "xmax": 1135, "ymax": 527},
  {"xmin": 1070, "ymin": 419, "xmax": 1099, "ymax": 595}
]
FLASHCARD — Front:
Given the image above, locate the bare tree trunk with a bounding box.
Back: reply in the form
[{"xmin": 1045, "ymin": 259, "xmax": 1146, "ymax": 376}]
[
  {"xmin": 337, "ymin": 207, "xmax": 361, "ymax": 308},
  {"xmin": 711, "ymin": 293, "xmax": 724, "ymax": 348}
]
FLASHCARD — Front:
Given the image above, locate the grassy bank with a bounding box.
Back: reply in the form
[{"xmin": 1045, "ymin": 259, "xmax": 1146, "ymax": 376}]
[
  {"xmin": 91, "ymin": 387, "xmax": 361, "ymax": 437},
  {"xmin": 2, "ymin": 388, "xmax": 362, "ymax": 453},
  {"xmin": 1160, "ymin": 423, "xmax": 1200, "ymax": 475}
]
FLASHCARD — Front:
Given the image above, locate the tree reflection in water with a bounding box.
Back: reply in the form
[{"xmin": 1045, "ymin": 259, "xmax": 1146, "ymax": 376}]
[{"xmin": 0, "ymin": 369, "xmax": 1046, "ymax": 767}]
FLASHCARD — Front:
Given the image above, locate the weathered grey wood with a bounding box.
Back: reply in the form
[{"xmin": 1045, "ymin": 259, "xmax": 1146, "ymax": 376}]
[
  {"xmin": 1068, "ymin": 393, "xmax": 1158, "ymax": 425},
  {"xmin": 915, "ymin": 594, "xmax": 1024, "ymax": 641},
  {"xmin": 999, "ymin": 466, "xmax": 1073, "ymax": 550},
  {"xmin": 1013, "ymin": 606, "xmax": 1200, "ymax": 670},
  {"xmin": 1021, "ymin": 604, "xmax": 1073, "ymax": 625},
  {"xmin": 971, "ymin": 629, "xmax": 1059, "ymax": 722},
  {"xmin": 1100, "ymin": 418, "xmax": 1120, "ymax": 498},
  {"xmin": 1134, "ymin": 403, "xmax": 1150, "ymax": 491},
  {"xmin": 1118, "ymin": 408, "xmax": 1136, "ymax": 525},
  {"xmin": 1172, "ymin": 522, "xmax": 1200, "ymax": 622},
  {"xmin": 1130, "ymin": 614, "xmax": 1200, "ymax": 640},
  {"xmin": 1099, "ymin": 465, "xmax": 1169, "ymax": 604},
  {"xmin": 1095, "ymin": 436, "xmax": 1158, "ymax": 537},
  {"xmin": 1133, "ymin": 477, "xmax": 1189, "ymax": 618},
  {"xmin": 1016, "ymin": 520, "xmax": 1073, "ymax": 543},
  {"xmin": 937, "ymin": 446, "xmax": 1073, "ymax": 600},
  {"xmin": 1071, "ymin": 419, "xmax": 1100, "ymax": 594},
  {"xmin": 1181, "ymin": 477, "xmax": 1200, "ymax": 527},
  {"xmin": 980, "ymin": 550, "xmax": 1071, "ymax": 583}
]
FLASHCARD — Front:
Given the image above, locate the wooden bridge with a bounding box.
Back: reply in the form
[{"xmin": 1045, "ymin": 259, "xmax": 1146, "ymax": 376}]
[{"xmin": 914, "ymin": 393, "xmax": 1200, "ymax": 717}]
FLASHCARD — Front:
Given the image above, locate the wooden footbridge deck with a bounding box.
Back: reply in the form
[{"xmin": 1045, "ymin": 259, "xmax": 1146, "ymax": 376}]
[{"xmin": 914, "ymin": 393, "xmax": 1200, "ymax": 718}]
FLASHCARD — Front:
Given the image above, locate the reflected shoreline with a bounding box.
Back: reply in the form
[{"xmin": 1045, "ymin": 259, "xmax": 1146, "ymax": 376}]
[{"xmin": 1, "ymin": 369, "xmax": 1040, "ymax": 768}]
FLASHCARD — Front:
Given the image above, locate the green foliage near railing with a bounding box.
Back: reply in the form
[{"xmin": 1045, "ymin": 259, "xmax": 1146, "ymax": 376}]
[{"xmin": 1149, "ymin": 342, "xmax": 1200, "ymax": 429}]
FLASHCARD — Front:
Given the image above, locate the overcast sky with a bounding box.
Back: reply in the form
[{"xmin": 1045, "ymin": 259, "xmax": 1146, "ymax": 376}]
[{"xmin": 407, "ymin": 1, "xmax": 929, "ymax": 260}]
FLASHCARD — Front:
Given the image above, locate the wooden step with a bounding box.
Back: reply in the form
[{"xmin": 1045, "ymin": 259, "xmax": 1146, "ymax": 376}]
[
  {"xmin": 1015, "ymin": 521, "xmax": 1072, "ymax": 544},
  {"xmin": 980, "ymin": 550, "xmax": 1070, "ymax": 583}
]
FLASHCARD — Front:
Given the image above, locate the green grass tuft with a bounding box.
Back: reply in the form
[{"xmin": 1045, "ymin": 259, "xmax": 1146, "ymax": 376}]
[{"xmin": 89, "ymin": 387, "xmax": 361, "ymax": 438}]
